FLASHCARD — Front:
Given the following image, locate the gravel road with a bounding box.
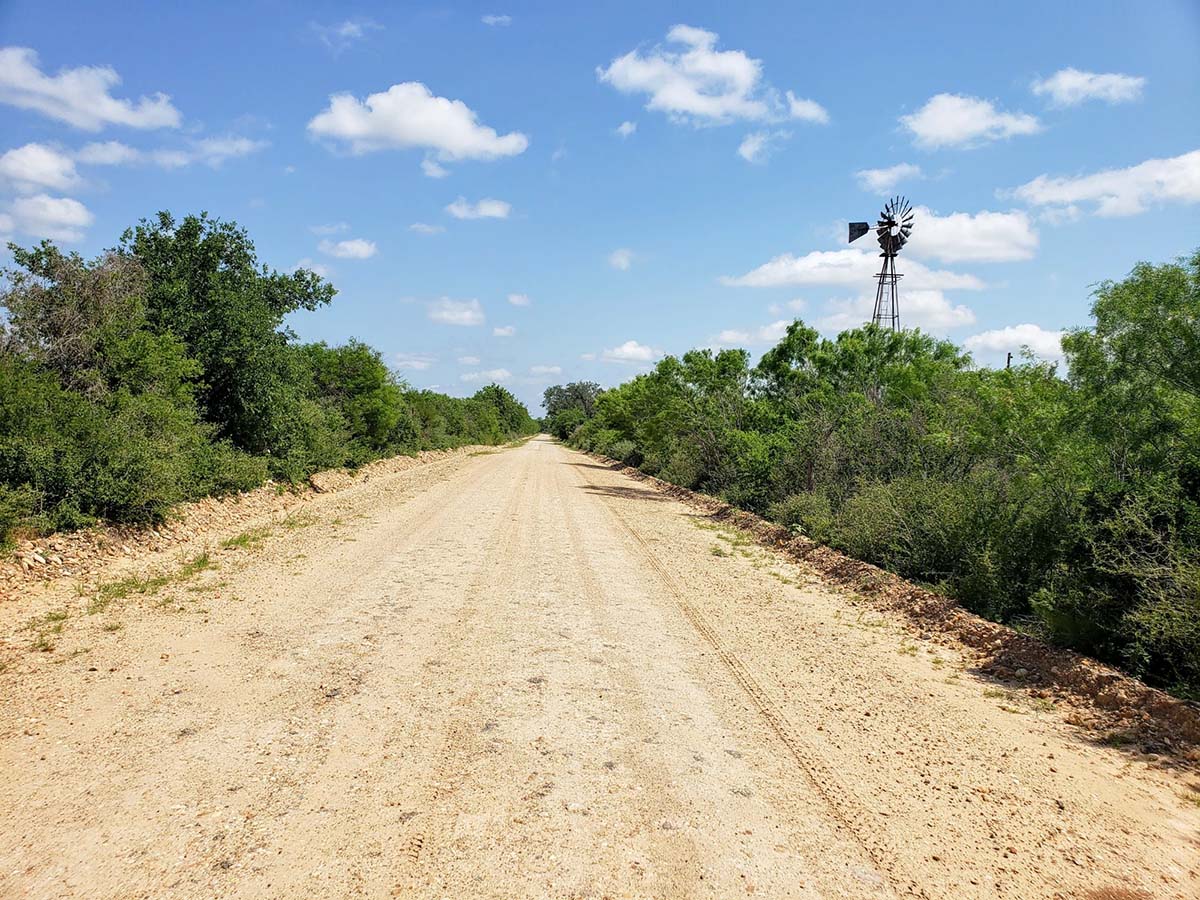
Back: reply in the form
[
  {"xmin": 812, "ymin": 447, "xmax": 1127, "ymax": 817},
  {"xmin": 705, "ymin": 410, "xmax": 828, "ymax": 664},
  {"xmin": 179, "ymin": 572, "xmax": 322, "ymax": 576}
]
[{"xmin": 1, "ymin": 436, "xmax": 1197, "ymax": 899}]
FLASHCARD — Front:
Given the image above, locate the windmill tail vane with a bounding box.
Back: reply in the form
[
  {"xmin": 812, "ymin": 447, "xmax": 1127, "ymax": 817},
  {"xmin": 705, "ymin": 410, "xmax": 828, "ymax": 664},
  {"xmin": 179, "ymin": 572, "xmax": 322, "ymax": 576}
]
[{"xmin": 848, "ymin": 196, "xmax": 915, "ymax": 331}]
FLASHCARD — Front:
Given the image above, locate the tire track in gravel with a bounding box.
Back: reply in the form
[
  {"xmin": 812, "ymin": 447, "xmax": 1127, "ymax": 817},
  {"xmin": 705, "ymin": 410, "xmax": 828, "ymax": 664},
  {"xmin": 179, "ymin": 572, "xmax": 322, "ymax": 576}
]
[{"xmin": 568, "ymin": 458, "xmax": 922, "ymax": 899}]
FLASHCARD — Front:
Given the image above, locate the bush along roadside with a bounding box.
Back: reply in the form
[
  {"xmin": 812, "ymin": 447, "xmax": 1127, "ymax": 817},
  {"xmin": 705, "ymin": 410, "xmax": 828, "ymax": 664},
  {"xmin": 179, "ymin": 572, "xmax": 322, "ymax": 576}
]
[
  {"xmin": 0, "ymin": 212, "xmax": 539, "ymax": 548},
  {"xmin": 548, "ymin": 249, "xmax": 1200, "ymax": 700}
]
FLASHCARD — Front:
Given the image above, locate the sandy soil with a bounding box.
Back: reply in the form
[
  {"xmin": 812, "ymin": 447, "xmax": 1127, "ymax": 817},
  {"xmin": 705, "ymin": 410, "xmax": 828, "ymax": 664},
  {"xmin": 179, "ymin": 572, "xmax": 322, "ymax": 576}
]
[{"xmin": 1, "ymin": 436, "xmax": 1197, "ymax": 899}]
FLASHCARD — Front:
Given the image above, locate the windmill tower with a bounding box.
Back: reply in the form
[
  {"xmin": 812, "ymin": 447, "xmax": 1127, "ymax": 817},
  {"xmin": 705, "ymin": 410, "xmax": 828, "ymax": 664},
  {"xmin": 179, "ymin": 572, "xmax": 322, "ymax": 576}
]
[{"xmin": 848, "ymin": 196, "xmax": 915, "ymax": 331}]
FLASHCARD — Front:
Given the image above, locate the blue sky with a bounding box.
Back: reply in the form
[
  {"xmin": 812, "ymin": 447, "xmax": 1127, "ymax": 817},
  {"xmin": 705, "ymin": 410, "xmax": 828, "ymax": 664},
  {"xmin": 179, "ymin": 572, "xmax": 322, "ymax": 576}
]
[{"xmin": 1, "ymin": 1, "xmax": 1198, "ymax": 411}]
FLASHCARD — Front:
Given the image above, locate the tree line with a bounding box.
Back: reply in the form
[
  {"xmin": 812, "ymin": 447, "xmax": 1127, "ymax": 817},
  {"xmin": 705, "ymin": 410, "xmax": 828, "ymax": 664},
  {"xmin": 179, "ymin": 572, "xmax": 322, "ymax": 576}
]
[
  {"xmin": 545, "ymin": 251, "xmax": 1200, "ymax": 697},
  {"xmin": 0, "ymin": 212, "xmax": 537, "ymax": 544}
]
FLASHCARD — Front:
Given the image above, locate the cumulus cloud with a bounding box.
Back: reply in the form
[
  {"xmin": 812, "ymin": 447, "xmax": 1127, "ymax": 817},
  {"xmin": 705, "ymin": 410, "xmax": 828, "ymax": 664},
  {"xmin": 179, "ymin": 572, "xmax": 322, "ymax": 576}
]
[
  {"xmin": 597, "ymin": 25, "xmax": 826, "ymax": 127},
  {"xmin": 493, "ymin": 325, "xmax": 516, "ymax": 337},
  {"xmin": 737, "ymin": 130, "xmax": 788, "ymax": 164},
  {"xmin": 0, "ymin": 143, "xmax": 80, "ymax": 192},
  {"xmin": 785, "ymin": 91, "xmax": 829, "ymax": 124},
  {"xmin": 0, "ymin": 47, "xmax": 181, "ymax": 131},
  {"xmin": 855, "ymin": 162, "xmax": 922, "ymax": 194},
  {"xmin": 616, "ymin": 120, "xmax": 637, "ymax": 138},
  {"xmin": 507, "ymin": 293, "xmax": 531, "ymax": 306},
  {"xmin": 318, "ymin": 237, "xmax": 377, "ymax": 259},
  {"xmin": 602, "ymin": 340, "xmax": 659, "ymax": 363},
  {"xmin": 722, "ymin": 248, "xmax": 984, "ymax": 291},
  {"xmin": 1012, "ymin": 149, "xmax": 1200, "ymax": 217},
  {"xmin": 900, "ymin": 93, "xmax": 1040, "ymax": 149},
  {"xmin": 421, "ymin": 157, "xmax": 449, "ymax": 178},
  {"xmin": 965, "ymin": 324, "xmax": 1065, "ymax": 361},
  {"xmin": 307, "ymin": 82, "xmax": 528, "ymax": 174},
  {"xmin": 312, "ymin": 18, "xmax": 382, "ymax": 54},
  {"xmin": 445, "ymin": 196, "xmax": 511, "ymax": 219},
  {"xmin": 817, "ymin": 290, "xmax": 976, "ymax": 335},
  {"xmin": 904, "ymin": 207, "xmax": 1038, "ymax": 263},
  {"xmin": 75, "ymin": 136, "xmax": 266, "ymax": 169},
  {"xmin": 715, "ymin": 320, "xmax": 790, "ymax": 346},
  {"xmin": 1031, "ymin": 68, "xmax": 1145, "ymax": 107},
  {"xmin": 460, "ymin": 368, "xmax": 512, "ymax": 382},
  {"xmin": 429, "ymin": 297, "xmax": 485, "ymax": 326},
  {"xmin": 530, "ymin": 365, "xmax": 561, "ymax": 375},
  {"xmin": 481, "ymin": 14, "xmax": 512, "ymax": 26},
  {"xmin": 394, "ymin": 352, "xmax": 437, "ymax": 371},
  {"xmin": 457, "ymin": 355, "xmax": 481, "ymax": 365},
  {"xmin": 6, "ymin": 193, "xmax": 93, "ymax": 241},
  {"xmin": 409, "ymin": 222, "xmax": 445, "ymax": 234},
  {"xmin": 608, "ymin": 248, "xmax": 634, "ymax": 270}
]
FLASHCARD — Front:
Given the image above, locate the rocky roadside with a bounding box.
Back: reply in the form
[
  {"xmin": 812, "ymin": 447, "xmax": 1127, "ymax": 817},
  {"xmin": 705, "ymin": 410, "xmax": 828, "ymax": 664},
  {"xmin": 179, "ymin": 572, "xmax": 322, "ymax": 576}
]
[{"xmin": 582, "ymin": 449, "xmax": 1200, "ymax": 762}]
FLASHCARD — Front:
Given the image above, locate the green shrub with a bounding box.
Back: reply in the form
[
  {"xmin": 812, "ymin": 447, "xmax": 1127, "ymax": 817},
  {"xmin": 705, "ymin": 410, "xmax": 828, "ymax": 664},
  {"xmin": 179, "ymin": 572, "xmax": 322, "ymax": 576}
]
[{"xmin": 768, "ymin": 491, "xmax": 834, "ymax": 544}]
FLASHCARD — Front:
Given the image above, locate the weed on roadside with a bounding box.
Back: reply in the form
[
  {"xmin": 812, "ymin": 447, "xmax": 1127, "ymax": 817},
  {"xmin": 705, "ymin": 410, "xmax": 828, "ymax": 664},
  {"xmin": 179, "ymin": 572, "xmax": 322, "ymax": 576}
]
[{"xmin": 221, "ymin": 527, "xmax": 271, "ymax": 551}]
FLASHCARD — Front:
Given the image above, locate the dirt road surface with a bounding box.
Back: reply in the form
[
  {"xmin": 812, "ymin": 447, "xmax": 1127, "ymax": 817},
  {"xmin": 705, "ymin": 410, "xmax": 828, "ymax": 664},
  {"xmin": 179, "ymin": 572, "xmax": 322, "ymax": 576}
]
[{"xmin": 2, "ymin": 437, "xmax": 1197, "ymax": 899}]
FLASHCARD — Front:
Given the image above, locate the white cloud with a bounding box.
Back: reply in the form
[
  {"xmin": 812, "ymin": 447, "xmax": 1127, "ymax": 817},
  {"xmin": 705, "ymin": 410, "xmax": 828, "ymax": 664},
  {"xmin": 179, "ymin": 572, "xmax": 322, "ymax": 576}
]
[
  {"xmin": 318, "ymin": 237, "xmax": 377, "ymax": 259},
  {"xmin": 0, "ymin": 143, "xmax": 80, "ymax": 192},
  {"xmin": 312, "ymin": 19, "xmax": 382, "ymax": 53},
  {"xmin": 75, "ymin": 141, "xmax": 140, "ymax": 165},
  {"xmin": 394, "ymin": 352, "xmax": 437, "ymax": 371},
  {"xmin": 409, "ymin": 222, "xmax": 445, "ymax": 234},
  {"xmin": 291, "ymin": 257, "xmax": 332, "ymax": 278},
  {"xmin": 530, "ymin": 365, "xmax": 561, "ymax": 375},
  {"xmin": 493, "ymin": 325, "xmax": 516, "ymax": 337},
  {"xmin": 855, "ymin": 162, "xmax": 922, "ymax": 194},
  {"xmin": 310, "ymin": 222, "xmax": 349, "ymax": 235},
  {"xmin": 421, "ymin": 157, "xmax": 449, "ymax": 178},
  {"xmin": 1012, "ymin": 149, "xmax": 1200, "ymax": 217},
  {"xmin": 457, "ymin": 355, "xmax": 481, "ymax": 365},
  {"xmin": 616, "ymin": 120, "xmax": 637, "ymax": 138},
  {"xmin": 602, "ymin": 340, "xmax": 659, "ymax": 363},
  {"xmin": 965, "ymin": 324, "xmax": 1064, "ymax": 360},
  {"xmin": 307, "ymin": 82, "xmax": 528, "ymax": 173},
  {"xmin": 785, "ymin": 91, "xmax": 829, "ymax": 124},
  {"xmin": 445, "ymin": 196, "xmax": 511, "ymax": 219},
  {"xmin": 609, "ymin": 247, "xmax": 633, "ymax": 270},
  {"xmin": 905, "ymin": 207, "xmax": 1038, "ymax": 263},
  {"xmin": 722, "ymin": 248, "xmax": 984, "ymax": 291},
  {"xmin": 768, "ymin": 298, "xmax": 806, "ymax": 315},
  {"xmin": 737, "ymin": 130, "xmax": 788, "ymax": 164},
  {"xmin": 460, "ymin": 368, "xmax": 512, "ymax": 382},
  {"xmin": 0, "ymin": 47, "xmax": 181, "ymax": 131},
  {"xmin": 6, "ymin": 193, "xmax": 93, "ymax": 241},
  {"xmin": 1031, "ymin": 68, "xmax": 1145, "ymax": 107},
  {"xmin": 429, "ymin": 297, "xmax": 485, "ymax": 326},
  {"xmin": 74, "ymin": 136, "xmax": 266, "ymax": 169},
  {"xmin": 507, "ymin": 293, "xmax": 531, "ymax": 306},
  {"xmin": 481, "ymin": 14, "xmax": 512, "ymax": 26},
  {"xmin": 817, "ymin": 290, "xmax": 976, "ymax": 335},
  {"xmin": 190, "ymin": 136, "xmax": 268, "ymax": 167},
  {"xmin": 597, "ymin": 25, "xmax": 824, "ymax": 127},
  {"xmin": 715, "ymin": 320, "xmax": 790, "ymax": 346},
  {"xmin": 580, "ymin": 352, "xmax": 597, "ymax": 361},
  {"xmin": 900, "ymin": 93, "xmax": 1040, "ymax": 149}
]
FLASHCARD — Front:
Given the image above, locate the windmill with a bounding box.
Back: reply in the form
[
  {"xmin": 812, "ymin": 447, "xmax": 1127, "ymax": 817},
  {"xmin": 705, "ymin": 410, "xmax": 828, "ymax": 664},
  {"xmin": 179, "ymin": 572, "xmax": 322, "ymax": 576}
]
[{"xmin": 848, "ymin": 196, "xmax": 915, "ymax": 331}]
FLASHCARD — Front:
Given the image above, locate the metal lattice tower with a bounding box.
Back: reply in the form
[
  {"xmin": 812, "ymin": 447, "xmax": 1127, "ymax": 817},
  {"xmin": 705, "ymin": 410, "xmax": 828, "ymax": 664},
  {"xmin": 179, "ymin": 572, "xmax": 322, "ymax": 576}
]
[{"xmin": 849, "ymin": 196, "xmax": 914, "ymax": 331}]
